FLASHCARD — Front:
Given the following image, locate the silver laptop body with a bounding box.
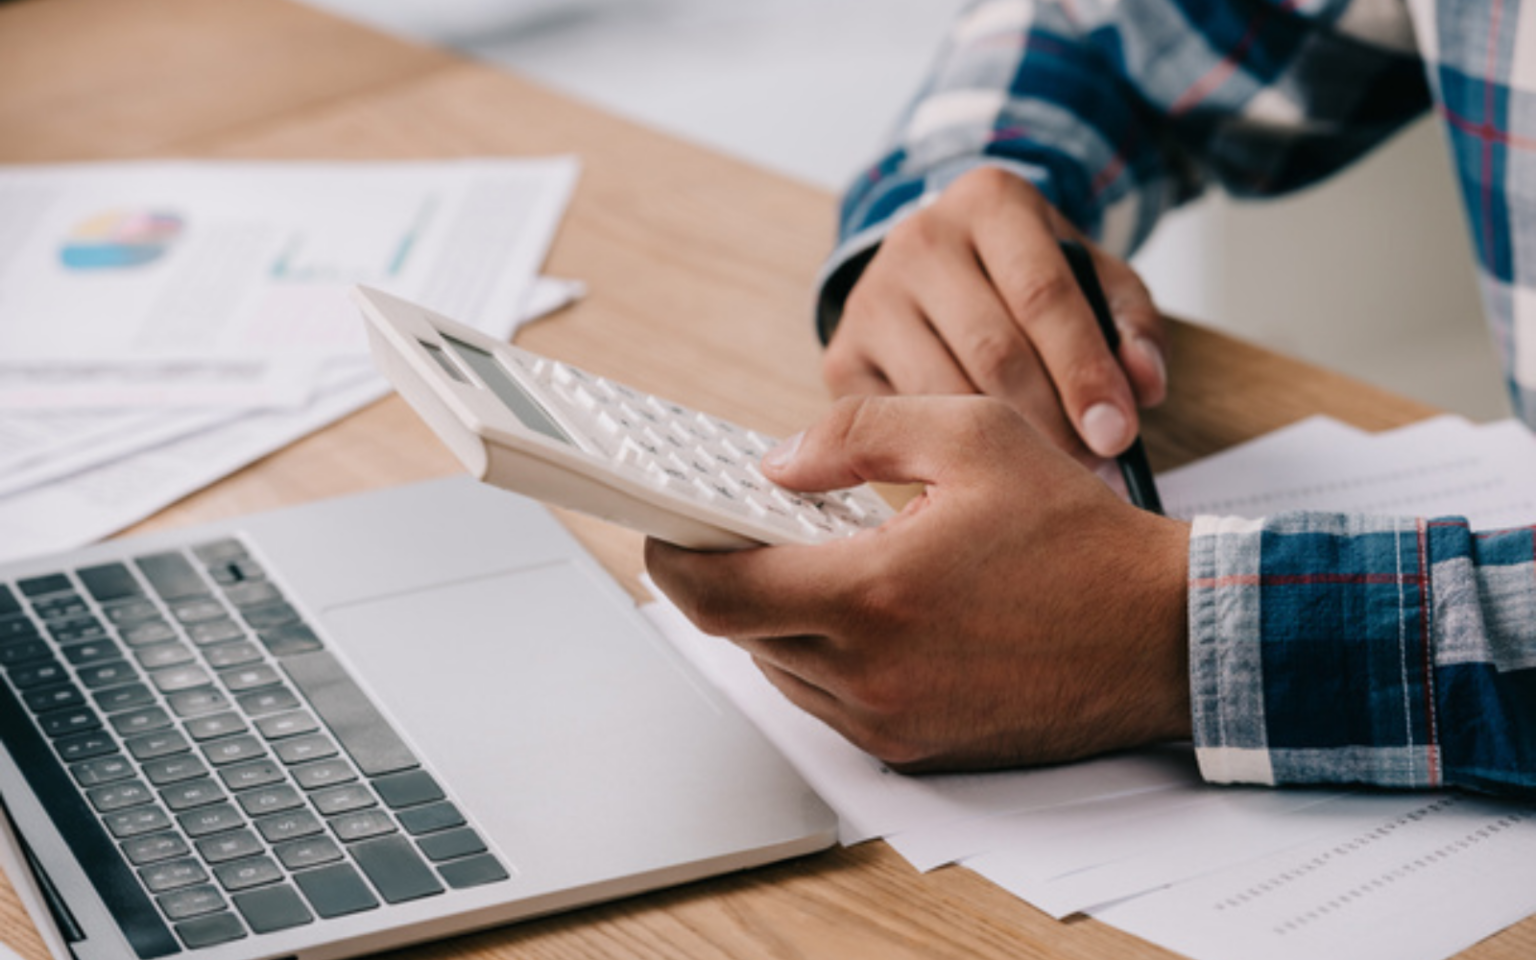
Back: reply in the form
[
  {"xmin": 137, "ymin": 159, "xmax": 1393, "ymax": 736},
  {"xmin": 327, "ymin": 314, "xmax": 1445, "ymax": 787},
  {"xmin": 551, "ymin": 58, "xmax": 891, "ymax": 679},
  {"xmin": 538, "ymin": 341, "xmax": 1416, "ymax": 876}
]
[{"xmin": 0, "ymin": 477, "xmax": 834, "ymax": 960}]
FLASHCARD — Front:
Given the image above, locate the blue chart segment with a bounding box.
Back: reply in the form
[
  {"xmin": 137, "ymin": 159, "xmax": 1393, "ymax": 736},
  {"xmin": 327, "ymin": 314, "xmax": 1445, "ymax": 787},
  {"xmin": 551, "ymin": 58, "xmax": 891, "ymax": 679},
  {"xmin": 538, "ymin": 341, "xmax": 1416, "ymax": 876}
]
[{"xmin": 60, "ymin": 210, "xmax": 184, "ymax": 270}]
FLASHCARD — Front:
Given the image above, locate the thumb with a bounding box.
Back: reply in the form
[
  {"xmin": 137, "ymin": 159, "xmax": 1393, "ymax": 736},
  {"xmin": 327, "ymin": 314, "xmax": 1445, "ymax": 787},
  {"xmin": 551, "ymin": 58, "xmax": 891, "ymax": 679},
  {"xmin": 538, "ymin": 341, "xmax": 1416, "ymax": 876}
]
[{"xmin": 759, "ymin": 395, "xmax": 1008, "ymax": 493}]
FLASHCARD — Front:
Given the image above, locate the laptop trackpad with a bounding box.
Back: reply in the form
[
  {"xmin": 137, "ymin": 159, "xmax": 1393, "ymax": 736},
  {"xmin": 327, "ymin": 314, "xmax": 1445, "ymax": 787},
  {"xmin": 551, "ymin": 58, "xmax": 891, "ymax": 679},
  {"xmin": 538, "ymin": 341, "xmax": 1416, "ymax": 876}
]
[{"xmin": 314, "ymin": 559, "xmax": 750, "ymax": 889}]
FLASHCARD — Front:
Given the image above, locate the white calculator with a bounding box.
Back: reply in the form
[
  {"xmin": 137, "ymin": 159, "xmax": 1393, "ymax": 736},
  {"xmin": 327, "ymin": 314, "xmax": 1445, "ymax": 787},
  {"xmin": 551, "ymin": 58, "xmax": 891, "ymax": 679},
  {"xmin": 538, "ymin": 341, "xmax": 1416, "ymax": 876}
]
[{"xmin": 354, "ymin": 286, "xmax": 894, "ymax": 549}]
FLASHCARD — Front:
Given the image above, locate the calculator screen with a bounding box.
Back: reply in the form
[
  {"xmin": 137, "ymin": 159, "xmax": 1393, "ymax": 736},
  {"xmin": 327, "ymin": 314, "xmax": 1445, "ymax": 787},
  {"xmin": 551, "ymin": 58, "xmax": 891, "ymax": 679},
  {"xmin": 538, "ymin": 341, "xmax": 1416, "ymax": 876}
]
[{"xmin": 441, "ymin": 336, "xmax": 572, "ymax": 445}]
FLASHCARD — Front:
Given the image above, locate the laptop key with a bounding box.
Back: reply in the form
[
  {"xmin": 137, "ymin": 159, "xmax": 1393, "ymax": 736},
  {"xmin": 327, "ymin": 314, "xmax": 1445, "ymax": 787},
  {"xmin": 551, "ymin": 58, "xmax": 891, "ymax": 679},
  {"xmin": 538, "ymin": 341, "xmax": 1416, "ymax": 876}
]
[
  {"xmin": 397, "ymin": 802, "xmax": 465, "ymax": 836},
  {"xmin": 236, "ymin": 687, "xmax": 300, "ymax": 716},
  {"xmin": 417, "ymin": 827, "xmax": 486, "ymax": 863},
  {"xmin": 254, "ymin": 809, "xmax": 323, "ymax": 844},
  {"xmin": 17, "ymin": 574, "xmax": 71, "ymax": 597},
  {"xmin": 23, "ymin": 684, "xmax": 86, "ymax": 714},
  {"xmin": 292, "ymin": 760, "xmax": 355, "ymax": 791},
  {"xmin": 134, "ymin": 642, "xmax": 194, "ymax": 671},
  {"xmin": 273, "ymin": 733, "xmax": 337, "ymax": 766},
  {"xmin": 142, "ymin": 753, "xmax": 208, "ymax": 786},
  {"xmin": 309, "ymin": 784, "xmax": 375, "ymax": 817},
  {"xmin": 174, "ymin": 911, "xmax": 246, "ymax": 949},
  {"xmin": 234, "ymin": 783, "xmax": 303, "ymax": 817},
  {"xmin": 77, "ymin": 564, "xmax": 143, "ymax": 603},
  {"xmin": 27, "ymin": 664, "xmax": 80, "ymax": 697},
  {"xmin": 55, "ymin": 731, "xmax": 117, "ymax": 762},
  {"xmin": 159, "ymin": 884, "xmax": 227, "ymax": 921},
  {"xmin": 149, "ymin": 664, "xmax": 211, "ymax": 694},
  {"xmin": 187, "ymin": 618, "xmax": 244, "ymax": 646},
  {"xmin": 122, "ymin": 832, "xmax": 191, "ymax": 866},
  {"xmin": 0, "ymin": 616, "xmax": 39, "ymax": 643},
  {"xmin": 185, "ymin": 711, "xmax": 247, "ymax": 741},
  {"xmin": 95, "ymin": 684, "xmax": 158, "ymax": 715},
  {"xmin": 349, "ymin": 835, "xmax": 443, "ymax": 903},
  {"xmin": 141, "ymin": 858, "xmax": 208, "ymax": 894},
  {"xmin": 254, "ymin": 710, "xmax": 317, "ymax": 740},
  {"xmin": 72, "ymin": 754, "xmax": 135, "ymax": 787},
  {"xmin": 197, "ymin": 828, "xmax": 264, "ymax": 864},
  {"xmin": 202, "ymin": 735, "xmax": 265, "ymax": 766},
  {"xmin": 178, "ymin": 802, "xmax": 244, "ymax": 838},
  {"xmin": 274, "ymin": 836, "xmax": 343, "ymax": 871},
  {"xmin": 34, "ymin": 596, "xmax": 89, "ymax": 621},
  {"xmin": 160, "ymin": 778, "xmax": 226, "ymax": 812},
  {"xmin": 135, "ymin": 553, "xmax": 208, "ymax": 603},
  {"xmin": 102, "ymin": 599, "xmax": 160, "ymax": 626},
  {"xmin": 167, "ymin": 686, "xmax": 230, "ymax": 718},
  {"xmin": 76, "ymin": 660, "xmax": 137, "ymax": 689},
  {"xmin": 292, "ymin": 862, "xmax": 378, "ymax": 918},
  {"xmin": 60, "ymin": 639, "xmax": 117, "ymax": 665},
  {"xmin": 220, "ymin": 664, "xmax": 281, "ymax": 693},
  {"xmin": 241, "ymin": 603, "xmax": 299, "ymax": 630},
  {"xmin": 51, "ymin": 619, "xmax": 108, "ymax": 646},
  {"xmin": 203, "ymin": 641, "xmax": 262, "ymax": 669},
  {"xmin": 111, "ymin": 706, "xmax": 172, "ymax": 738},
  {"xmin": 328, "ymin": 810, "xmax": 395, "ymax": 843},
  {"xmin": 121, "ymin": 619, "xmax": 176, "ymax": 647},
  {"xmin": 221, "ymin": 581, "xmax": 282, "ymax": 609},
  {"xmin": 214, "ymin": 855, "xmax": 283, "ymax": 892},
  {"xmin": 219, "ymin": 760, "xmax": 286, "ymax": 792},
  {"xmin": 105, "ymin": 806, "xmax": 174, "ymax": 839},
  {"xmin": 0, "ymin": 640, "xmax": 50, "ymax": 667},
  {"xmin": 256, "ymin": 624, "xmax": 322, "ymax": 656},
  {"xmin": 40, "ymin": 708, "xmax": 101, "ymax": 738},
  {"xmin": 233, "ymin": 884, "xmax": 313, "ymax": 934},
  {"xmin": 282, "ymin": 650, "xmax": 419, "ymax": 776},
  {"xmin": 126, "ymin": 729, "xmax": 190, "ymax": 761},
  {"xmin": 86, "ymin": 779, "xmax": 153, "ymax": 812},
  {"xmin": 438, "ymin": 854, "xmax": 509, "ymax": 890},
  {"xmin": 374, "ymin": 770, "xmax": 444, "ymax": 810},
  {"xmin": 170, "ymin": 600, "xmax": 226, "ymax": 625}
]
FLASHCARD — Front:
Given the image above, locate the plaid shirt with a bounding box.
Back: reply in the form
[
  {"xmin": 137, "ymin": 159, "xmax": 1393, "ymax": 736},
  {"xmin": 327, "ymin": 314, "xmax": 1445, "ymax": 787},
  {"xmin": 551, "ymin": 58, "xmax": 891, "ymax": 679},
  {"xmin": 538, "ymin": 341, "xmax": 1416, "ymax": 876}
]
[{"xmin": 818, "ymin": 0, "xmax": 1536, "ymax": 795}]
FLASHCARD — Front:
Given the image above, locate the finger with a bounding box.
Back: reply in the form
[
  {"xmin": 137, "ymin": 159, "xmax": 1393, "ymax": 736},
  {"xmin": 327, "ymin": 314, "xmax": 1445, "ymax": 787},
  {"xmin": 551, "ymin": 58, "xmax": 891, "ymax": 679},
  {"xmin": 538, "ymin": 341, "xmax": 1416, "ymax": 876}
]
[
  {"xmin": 753, "ymin": 658, "xmax": 854, "ymax": 736},
  {"xmin": 972, "ymin": 204, "xmax": 1139, "ymax": 457},
  {"xmin": 1091, "ymin": 252, "xmax": 1168, "ymax": 406},
  {"xmin": 644, "ymin": 536, "xmax": 859, "ymax": 640},
  {"xmin": 907, "ymin": 252, "xmax": 1085, "ymax": 454},
  {"xmin": 1044, "ymin": 209, "xmax": 1168, "ymax": 408},
  {"xmin": 830, "ymin": 294, "xmax": 973, "ymax": 398},
  {"xmin": 760, "ymin": 394, "xmax": 1020, "ymax": 493}
]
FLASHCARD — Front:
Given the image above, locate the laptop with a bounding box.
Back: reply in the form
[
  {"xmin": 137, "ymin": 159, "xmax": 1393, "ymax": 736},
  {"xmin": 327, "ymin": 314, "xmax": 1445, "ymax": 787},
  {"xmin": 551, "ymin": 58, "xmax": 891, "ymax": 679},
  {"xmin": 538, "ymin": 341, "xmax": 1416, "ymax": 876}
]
[{"xmin": 0, "ymin": 477, "xmax": 836, "ymax": 960}]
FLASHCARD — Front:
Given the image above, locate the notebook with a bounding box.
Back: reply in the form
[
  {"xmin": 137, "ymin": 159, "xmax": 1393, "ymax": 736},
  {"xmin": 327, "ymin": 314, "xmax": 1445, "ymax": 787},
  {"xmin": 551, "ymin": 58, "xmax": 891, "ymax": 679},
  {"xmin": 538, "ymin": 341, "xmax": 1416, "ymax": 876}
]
[{"xmin": 0, "ymin": 477, "xmax": 835, "ymax": 960}]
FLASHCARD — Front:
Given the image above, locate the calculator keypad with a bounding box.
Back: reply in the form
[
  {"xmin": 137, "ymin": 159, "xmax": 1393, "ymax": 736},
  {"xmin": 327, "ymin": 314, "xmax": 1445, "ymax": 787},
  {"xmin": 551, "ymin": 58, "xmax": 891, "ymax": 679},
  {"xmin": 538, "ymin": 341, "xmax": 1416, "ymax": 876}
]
[{"xmin": 506, "ymin": 353, "xmax": 893, "ymax": 543}]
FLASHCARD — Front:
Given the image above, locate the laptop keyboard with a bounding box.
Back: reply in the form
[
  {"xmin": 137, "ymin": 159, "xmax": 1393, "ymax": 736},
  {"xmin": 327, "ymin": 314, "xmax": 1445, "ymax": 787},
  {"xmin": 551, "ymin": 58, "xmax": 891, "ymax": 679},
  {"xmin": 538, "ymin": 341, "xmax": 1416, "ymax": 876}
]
[{"xmin": 0, "ymin": 538, "xmax": 507, "ymax": 956}]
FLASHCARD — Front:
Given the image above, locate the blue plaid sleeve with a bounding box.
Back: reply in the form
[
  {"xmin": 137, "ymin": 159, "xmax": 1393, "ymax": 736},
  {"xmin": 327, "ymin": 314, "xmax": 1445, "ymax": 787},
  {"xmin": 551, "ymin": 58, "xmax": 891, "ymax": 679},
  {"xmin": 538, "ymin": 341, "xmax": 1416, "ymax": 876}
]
[
  {"xmin": 1189, "ymin": 513, "xmax": 1536, "ymax": 798},
  {"xmin": 816, "ymin": 0, "xmax": 1430, "ymax": 341}
]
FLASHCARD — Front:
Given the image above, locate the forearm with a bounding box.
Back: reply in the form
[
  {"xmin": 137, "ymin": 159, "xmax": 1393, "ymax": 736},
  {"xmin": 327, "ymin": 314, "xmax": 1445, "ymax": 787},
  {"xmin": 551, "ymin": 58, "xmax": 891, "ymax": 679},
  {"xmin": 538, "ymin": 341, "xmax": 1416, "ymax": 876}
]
[{"xmin": 1189, "ymin": 512, "xmax": 1536, "ymax": 797}]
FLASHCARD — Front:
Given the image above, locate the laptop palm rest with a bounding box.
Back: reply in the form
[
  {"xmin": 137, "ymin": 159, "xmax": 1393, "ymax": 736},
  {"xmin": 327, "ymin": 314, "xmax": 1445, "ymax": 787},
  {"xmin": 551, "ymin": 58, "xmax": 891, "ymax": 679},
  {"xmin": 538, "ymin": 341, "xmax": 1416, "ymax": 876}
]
[{"xmin": 317, "ymin": 558, "xmax": 831, "ymax": 907}]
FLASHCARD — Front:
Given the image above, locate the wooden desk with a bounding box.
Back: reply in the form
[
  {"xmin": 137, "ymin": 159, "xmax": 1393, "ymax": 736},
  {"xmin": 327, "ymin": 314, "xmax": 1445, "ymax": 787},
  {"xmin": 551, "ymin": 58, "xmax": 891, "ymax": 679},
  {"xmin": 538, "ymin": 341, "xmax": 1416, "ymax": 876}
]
[{"xmin": 1, "ymin": 1, "xmax": 1527, "ymax": 958}]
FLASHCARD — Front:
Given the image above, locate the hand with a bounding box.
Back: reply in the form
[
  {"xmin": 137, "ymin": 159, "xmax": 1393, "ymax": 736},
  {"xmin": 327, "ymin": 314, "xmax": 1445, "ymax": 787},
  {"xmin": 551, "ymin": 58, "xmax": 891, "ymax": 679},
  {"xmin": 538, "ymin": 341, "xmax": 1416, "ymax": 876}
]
[
  {"xmin": 823, "ymin": 167, "xmax": 1167, "ymax": 464},
  {"xmin": 645, "ymin": 395, "xmax": 1192, "ymax": 773}
]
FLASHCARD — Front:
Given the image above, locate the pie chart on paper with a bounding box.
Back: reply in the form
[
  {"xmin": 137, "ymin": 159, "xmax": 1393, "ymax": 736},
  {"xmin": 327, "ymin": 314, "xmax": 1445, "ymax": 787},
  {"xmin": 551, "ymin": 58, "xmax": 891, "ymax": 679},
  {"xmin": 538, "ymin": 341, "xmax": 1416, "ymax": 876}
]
[{"xmin": 59, "ymin": 209, "xmax": 184, "ymax": 270}]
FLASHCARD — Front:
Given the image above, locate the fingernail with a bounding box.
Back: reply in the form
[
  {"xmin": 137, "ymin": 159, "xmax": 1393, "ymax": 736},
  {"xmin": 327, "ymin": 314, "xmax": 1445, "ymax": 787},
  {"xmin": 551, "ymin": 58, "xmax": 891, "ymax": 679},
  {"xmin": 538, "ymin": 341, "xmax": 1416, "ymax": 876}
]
[
  {"xmin": 1081, "ymin": 403, "xmax": 1129, "ymax": 457},
  {"xmin": 1133, "ymin": 335, "xmax": 1167, "ymax": 390},
  {"xmin": 763, "ymin": 431, "xmax": 804, "ymax": 471}
]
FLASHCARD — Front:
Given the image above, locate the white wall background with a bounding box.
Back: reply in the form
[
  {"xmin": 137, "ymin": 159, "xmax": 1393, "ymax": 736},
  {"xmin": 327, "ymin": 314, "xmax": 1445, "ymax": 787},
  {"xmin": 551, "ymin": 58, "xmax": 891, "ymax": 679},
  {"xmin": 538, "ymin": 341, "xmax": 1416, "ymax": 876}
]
[{"xmin": 304, "ymin": 0, "xmax": 1509, "ymax": 421}]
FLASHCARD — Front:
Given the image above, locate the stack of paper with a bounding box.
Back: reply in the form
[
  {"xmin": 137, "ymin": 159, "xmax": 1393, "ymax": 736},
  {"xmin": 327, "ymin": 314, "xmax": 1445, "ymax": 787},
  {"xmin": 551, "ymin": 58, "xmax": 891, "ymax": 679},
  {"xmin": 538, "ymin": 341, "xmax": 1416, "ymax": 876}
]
[
  {"xmin": 0, "ymin": 159, "xmax": 581, "ymax": 564},
  {"xmin": 644, "ymin": 413, "xmax": 1536, "ymax": 960}
]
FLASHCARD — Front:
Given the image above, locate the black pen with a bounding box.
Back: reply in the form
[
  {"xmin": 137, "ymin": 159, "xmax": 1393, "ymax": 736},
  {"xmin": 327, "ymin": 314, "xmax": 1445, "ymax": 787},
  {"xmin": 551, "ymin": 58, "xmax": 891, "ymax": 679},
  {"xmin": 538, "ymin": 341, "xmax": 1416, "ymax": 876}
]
[{"xmin": 1057, "ymin": 239, "xmax": 1165, "ymax": 515}]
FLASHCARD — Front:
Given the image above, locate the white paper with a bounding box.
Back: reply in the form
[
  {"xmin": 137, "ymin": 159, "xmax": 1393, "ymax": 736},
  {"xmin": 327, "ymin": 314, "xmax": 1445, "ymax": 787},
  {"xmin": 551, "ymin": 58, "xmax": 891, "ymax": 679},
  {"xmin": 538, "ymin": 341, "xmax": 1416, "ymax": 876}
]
[
  {"xmin": 641, "ymin": 594, "xmax": 1199, "ymax": 846},
  {"xmin": 1161, "ymin": 414, "xmax": 1536, "ymax": 529},
  {"xmin": 0, "ymin": 158, "xmax": 579, "ymax": 406},
  {"xmin": 1096, "ymin": 794, "xmax": 1536, "ymax": 960},
  {"xmin": 0, "ymin": 276, "xmax": 584, "ymax": 564}
]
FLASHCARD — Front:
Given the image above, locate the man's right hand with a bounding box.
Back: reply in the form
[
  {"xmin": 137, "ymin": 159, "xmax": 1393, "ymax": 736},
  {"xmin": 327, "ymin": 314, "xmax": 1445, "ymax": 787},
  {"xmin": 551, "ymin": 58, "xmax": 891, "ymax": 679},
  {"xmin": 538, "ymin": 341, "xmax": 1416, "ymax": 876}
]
[{"xmin": 823, "ymin": 167, "xmax": 1168, "ymax": 463}]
